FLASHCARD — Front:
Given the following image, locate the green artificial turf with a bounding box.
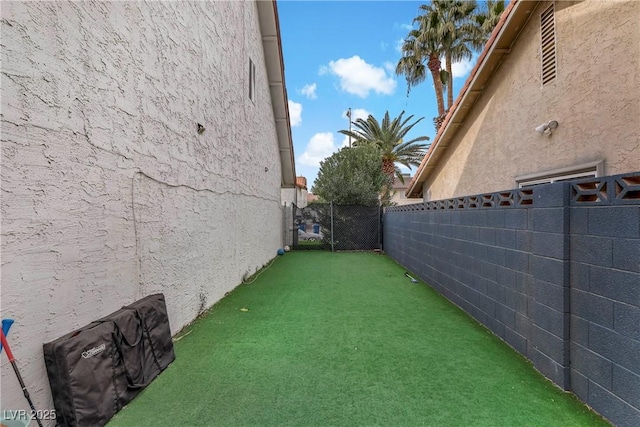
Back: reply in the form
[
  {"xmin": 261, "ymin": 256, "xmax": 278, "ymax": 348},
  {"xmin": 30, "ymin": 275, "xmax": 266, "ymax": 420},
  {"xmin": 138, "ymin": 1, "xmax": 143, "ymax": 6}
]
[{"xmin": 109, "ymin": 252, "xmax": 608, "ymax": 426}]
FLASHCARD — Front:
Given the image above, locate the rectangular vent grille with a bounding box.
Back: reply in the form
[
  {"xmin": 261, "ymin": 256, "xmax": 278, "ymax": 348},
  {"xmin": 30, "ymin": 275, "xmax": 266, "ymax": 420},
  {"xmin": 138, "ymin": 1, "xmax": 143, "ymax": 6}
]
[{"xmin": 541, "ymin": 4, "xmax": 556, "ymax": 85}]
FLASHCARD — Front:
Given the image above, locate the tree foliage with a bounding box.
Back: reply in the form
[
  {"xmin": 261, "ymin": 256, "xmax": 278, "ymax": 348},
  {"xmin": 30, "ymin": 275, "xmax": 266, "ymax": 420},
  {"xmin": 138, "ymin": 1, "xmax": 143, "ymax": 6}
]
[
  {"xmin": 338, "ymin": 110, "xmax": 429, "ymax": 185},
  {"xmin": 415, "ymin": 0, "xmax": 479, "ymax": 111},
  {"xmin": 473, "ymin": 0, "xmax": 507, "ymax": 42},
  {"xmin": 397, "ymin": 0, "xmax": 506, "ymax": 131},
  {"xmin": 396, "ymin": 30, "xmax": 446, "ymax": 117},
  {"xmin": 311, "ymin": 146, "xmax": 387, "ymax": 206}
]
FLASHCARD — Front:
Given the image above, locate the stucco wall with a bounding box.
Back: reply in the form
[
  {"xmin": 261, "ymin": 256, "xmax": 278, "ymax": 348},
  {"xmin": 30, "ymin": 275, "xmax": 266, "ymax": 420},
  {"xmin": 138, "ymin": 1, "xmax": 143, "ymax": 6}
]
[
  {"xmin": 281, "ymin": 188, "xmax": 297, "ymax": 207},
  {"xmin": 1, "ymin": 1, "xmax": 282, "ymax": 420},
  {"xmin": 390, "ymin": 190, "xmax": 423, "ymax": 206},
  {"xmin": 390, "ymin": 174, "xmax": 423, "ymax": 206},
  {"xmin": 424, "ymin": 0, "xmax": 640, "ymax": 200}
]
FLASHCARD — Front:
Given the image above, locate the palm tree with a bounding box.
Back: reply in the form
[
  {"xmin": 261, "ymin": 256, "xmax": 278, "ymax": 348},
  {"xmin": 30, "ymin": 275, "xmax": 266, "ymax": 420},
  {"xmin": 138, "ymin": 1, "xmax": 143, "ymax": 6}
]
[
  {"xmin": 415, "ymin": 0, "xmax": 479, "ymax": 111},
  {"xmin": 473, "ymin": 0, "xmax": 506, "ymax": 45},
  {"xmin": 396, "ymin": 29, "xmax": 446, "ymax": 118},
  {"xmin": 397, "ymin": 1, "xmax": 505, "ymax": 132},
  {"xmin": 338, "ymin": 111, "xmax": 429, "ymax": 184}
]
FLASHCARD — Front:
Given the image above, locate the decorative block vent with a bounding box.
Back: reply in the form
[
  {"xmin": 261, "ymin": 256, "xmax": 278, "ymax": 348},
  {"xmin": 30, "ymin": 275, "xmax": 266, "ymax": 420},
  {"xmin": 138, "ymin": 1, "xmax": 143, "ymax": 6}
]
[
  {"xmin": 570, "ymin": 172, "xmax": 640, "ymax": 205},
  {"xmin": 517, "ymin": 188, "xmax": 534, "ymax": 206},
  {"xmin": 572, "ymin": 179, "xmax": 608, "ymax": 204},
  {"xmin": 385, "ymin": 173, "xmax": 639, "ymax": 213},
  {"xmin": 385, "ymin": 202, "xmax": 424, "ymax": 212},
  {"xmin": 615, "ymin": 175, "xmax": 640, "ymax": 201},
  {"xmin": 481, "ymin": 194, "xmax": 495, "ymax": 208},
  {"xmin": 540, "ymin": 4, "xmax": 556, "ymax": 86},
  {"xmin": 497, "ymin": 191, "xmax": 515, "ymax": 207}
]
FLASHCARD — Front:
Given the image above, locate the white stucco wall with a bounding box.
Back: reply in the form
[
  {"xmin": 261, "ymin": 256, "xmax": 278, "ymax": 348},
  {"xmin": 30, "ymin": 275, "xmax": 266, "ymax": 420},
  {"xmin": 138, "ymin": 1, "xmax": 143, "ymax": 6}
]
[
  {"xmin": 424, "ymin": 0, "xmax": 640, "ymax": 200},
  {"xmin": 281, "ymin": 187, "xmax": 297, "ymax": 207},
  {"xmin": 1, "ymin": 1, "xmax": 282, "ymax": 419},
  {"xmin": 391, "ymin": 175, "xmax": 423, "ymax": 206}
]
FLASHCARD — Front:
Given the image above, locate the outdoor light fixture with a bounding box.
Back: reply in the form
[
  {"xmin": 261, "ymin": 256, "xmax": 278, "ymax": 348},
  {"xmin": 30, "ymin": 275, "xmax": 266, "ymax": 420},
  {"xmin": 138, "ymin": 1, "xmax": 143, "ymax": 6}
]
[{"xmin": 535, "ymin": 120, "xmax": 559, "ymax": 136}]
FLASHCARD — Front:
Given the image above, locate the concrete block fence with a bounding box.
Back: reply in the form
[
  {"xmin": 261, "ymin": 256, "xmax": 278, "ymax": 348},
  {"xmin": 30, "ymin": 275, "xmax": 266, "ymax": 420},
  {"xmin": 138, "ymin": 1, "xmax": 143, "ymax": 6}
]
[{"xmin": 384, "ymin": 172, "xmax": 640, "ymax": 426}]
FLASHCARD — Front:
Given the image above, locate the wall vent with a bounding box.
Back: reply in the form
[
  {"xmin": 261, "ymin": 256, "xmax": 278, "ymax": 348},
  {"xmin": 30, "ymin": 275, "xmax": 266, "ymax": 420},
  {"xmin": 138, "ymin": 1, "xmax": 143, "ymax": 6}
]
[{"xmin": 540, "ymin": 4, "xmax": 556, "ymax": 85}]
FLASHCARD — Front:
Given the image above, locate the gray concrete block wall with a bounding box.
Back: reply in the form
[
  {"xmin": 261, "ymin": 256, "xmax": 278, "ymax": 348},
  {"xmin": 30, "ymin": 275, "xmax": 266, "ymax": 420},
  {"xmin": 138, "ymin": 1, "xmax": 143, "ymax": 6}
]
[
  {"xmin": 529, "ymin": 182, "xmax": 571, "ymax": 388},
  {"xmin": 384, "ymin": 202, "xmax": 536, "ymax": 364},
  {"xmin": 384, "ymin": 172, "xmax": 640, "ymax": 426},
  {"xmin": 568, "ymin": 200, "xmax": 640, "ymax": 427}
]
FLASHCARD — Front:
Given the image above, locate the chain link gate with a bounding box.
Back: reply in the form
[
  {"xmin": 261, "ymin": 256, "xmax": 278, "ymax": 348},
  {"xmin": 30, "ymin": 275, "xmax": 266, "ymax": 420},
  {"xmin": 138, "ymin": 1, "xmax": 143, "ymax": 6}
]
[{"xmin": 291, "ymin": 203, "xmax": 382, "ymax": 251}]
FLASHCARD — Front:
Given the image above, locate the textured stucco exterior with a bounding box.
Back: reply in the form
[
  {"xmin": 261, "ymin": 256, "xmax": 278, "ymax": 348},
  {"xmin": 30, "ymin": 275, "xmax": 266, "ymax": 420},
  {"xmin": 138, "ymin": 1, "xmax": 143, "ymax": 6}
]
[
  {"xmin": 1, "ymin": 1, "xmax": 285, "ymax": 419},
  {"xmin": 423, "ymin": 0, "xmax": 640, "ymax": 200},
  {"xmin": 391, "ymin": 175, "xmax": 423, "ymax": 206},
  {"xmin": 281, "ymin": 186, "xmax": 307, "ymax": 208}
]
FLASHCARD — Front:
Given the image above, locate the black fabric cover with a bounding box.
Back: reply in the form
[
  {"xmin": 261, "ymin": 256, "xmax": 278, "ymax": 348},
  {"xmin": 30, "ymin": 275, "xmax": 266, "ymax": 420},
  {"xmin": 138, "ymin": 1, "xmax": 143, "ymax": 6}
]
[{"xmin": 43, "ymin": 294, "xmax": 175, "ymax": 427}]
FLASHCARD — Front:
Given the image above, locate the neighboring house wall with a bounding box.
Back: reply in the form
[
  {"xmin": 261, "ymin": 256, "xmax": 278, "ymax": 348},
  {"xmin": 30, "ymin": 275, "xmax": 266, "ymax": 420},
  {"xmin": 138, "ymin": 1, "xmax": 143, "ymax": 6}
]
[
  {"xmin": 281, "ymin": 187, "xmax": 298, "ymax": 207},
  {"xmin": 422, "ymin": 0, "xmax": 639, "ymax": 200},
  {"xmin": 1, "ymin": 1, "xmax": 285, "ymax": 419},
  {"xmin": 384, "ymin": 173, "xmax": 640, "ymax": 426},
  {"xmin": 295, "ymin": 176, "xmax": 308, "ymax": 208},
  {"xmin": 281, "ymin": 176, "xmax": 308, "ymax": 208},
  {"xmin": 390, "ymin": 191, "xmax": 422, "ymax": 206},
  {"xmin": 281, "ymin": 187, "xmax": 307, "ymax": 208},
  {"xmin": 297, "ymin": 186, "xmax": 308, "ymax": 208},
  {"xmin": 391, "ymin": 175, "xmax": 423, "ymax": 206}
]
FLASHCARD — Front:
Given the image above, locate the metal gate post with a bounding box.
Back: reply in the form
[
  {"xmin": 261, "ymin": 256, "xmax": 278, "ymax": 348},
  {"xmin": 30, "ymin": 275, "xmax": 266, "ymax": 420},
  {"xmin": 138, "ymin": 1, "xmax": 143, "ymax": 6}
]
[
  {"xmin": 378, "ymin": 204, "xmax": 382, "ymax": 251},
  {"xmin": 282, "ymin": 203, "xmax": 287, "ymax": 248},
  {"xmin": 330, "ymin": 202, "xmax": 335, "ymax": 252},
  {"xmin": 292, "ymin": 203, "xmax": 297, "ymax": 248}
]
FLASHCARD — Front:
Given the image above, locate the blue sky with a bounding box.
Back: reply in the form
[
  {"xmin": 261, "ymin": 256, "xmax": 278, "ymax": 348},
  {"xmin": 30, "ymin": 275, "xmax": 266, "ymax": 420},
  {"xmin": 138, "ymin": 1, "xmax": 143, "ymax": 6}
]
[{"xmin": 277, "ymin": 0, "xmax": 477, "ymax": 190}]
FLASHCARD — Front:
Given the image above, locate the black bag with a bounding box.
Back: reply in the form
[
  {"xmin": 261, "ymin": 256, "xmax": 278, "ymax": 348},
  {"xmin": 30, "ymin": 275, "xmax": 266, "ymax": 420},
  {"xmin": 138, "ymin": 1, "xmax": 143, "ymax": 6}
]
[{"xmin": 43, "ymin": 294, "xmax": 175, "ymax": 427}]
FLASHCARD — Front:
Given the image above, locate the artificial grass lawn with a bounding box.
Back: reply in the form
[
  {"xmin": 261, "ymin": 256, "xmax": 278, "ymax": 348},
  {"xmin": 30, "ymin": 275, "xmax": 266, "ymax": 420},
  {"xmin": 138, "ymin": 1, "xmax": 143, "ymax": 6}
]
[{"xmin": 109, "ymin": 252, "xmax": 608, "ymax": 426}]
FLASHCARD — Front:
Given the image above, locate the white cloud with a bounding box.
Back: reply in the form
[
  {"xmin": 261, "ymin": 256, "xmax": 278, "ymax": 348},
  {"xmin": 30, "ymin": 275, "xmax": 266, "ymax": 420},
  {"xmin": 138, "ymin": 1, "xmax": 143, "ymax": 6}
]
[
  {"xmin": 395, "ymin": 38, "xmax": 405, "ymax": 54},
  {"xmin": 323, "ymin": 56, "xmax": 397, "ymax": 98},
  {"xmin": 344, "ymin": 108, "xmax": 371, "ymax": 122},
  {"xmin": 300, "ymin": 83, "xmax": 317, "ymax": 100},
  {"xmin": 340, "ymin": 134, "xmax": 351, "ymax": 148},
  {"xmin": 442, "ymin": 56, "xmax": 476, "ymax": 79},
  {"xmin": 399, "ymin": 23, "xmax": 414, "ymax": 31},
  {"xmin": 384, "ymin": 61, "xmax": 395, "ymax": 74},
  {"xmin": 288, "ymin": 100, "xmax": 302, "ymax": 127},
  {"xmin": 298, "ymin": 132, "xmax": 341, "ymax": 167}
]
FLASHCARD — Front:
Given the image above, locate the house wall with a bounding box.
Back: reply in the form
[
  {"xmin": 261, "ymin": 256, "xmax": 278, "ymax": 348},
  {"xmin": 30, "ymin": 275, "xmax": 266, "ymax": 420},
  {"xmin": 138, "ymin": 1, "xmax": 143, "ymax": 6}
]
[
  {"xmin": 281, "ymin": 187, "xmax": 307, "ymax": 208},
  {"xmin": 384, "ymin": 172, "xmax": 640, "ymax": 426},
  {"xmin": 281, "ymin": 187, "xmax": 298, "ymax": 207},
  {"xmin": 424, "ymin": 0, "xmax": 639, "ymax": 200},
  {"xmin": 1, "ymin": 1, "xmax": 282, "ymax": 420},
  {"xmin": 390, "ymin": 174, "xmax": 423, "ymax": 206},
  {"xmin": 390, "ymin": 192, "xmax": 423, "ymax": 206},
  {"xmin": 391, "ymin": 188, "xmax": 423, "ymax": 206}
]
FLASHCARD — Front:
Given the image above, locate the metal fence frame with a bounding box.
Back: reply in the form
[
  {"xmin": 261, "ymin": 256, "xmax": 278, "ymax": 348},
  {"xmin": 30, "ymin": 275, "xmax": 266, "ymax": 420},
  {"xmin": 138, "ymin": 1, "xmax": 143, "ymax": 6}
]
[{"xmin": 289, "ymin": 203, "xmax": 382, "ymax": 251}]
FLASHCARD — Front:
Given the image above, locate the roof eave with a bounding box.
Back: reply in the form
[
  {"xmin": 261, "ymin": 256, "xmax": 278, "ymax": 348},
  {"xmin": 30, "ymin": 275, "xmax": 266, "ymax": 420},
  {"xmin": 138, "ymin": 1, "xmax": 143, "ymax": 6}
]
[{"xmin": 256, "ymin": 0, "xmax": 296, "ymax": 188}]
